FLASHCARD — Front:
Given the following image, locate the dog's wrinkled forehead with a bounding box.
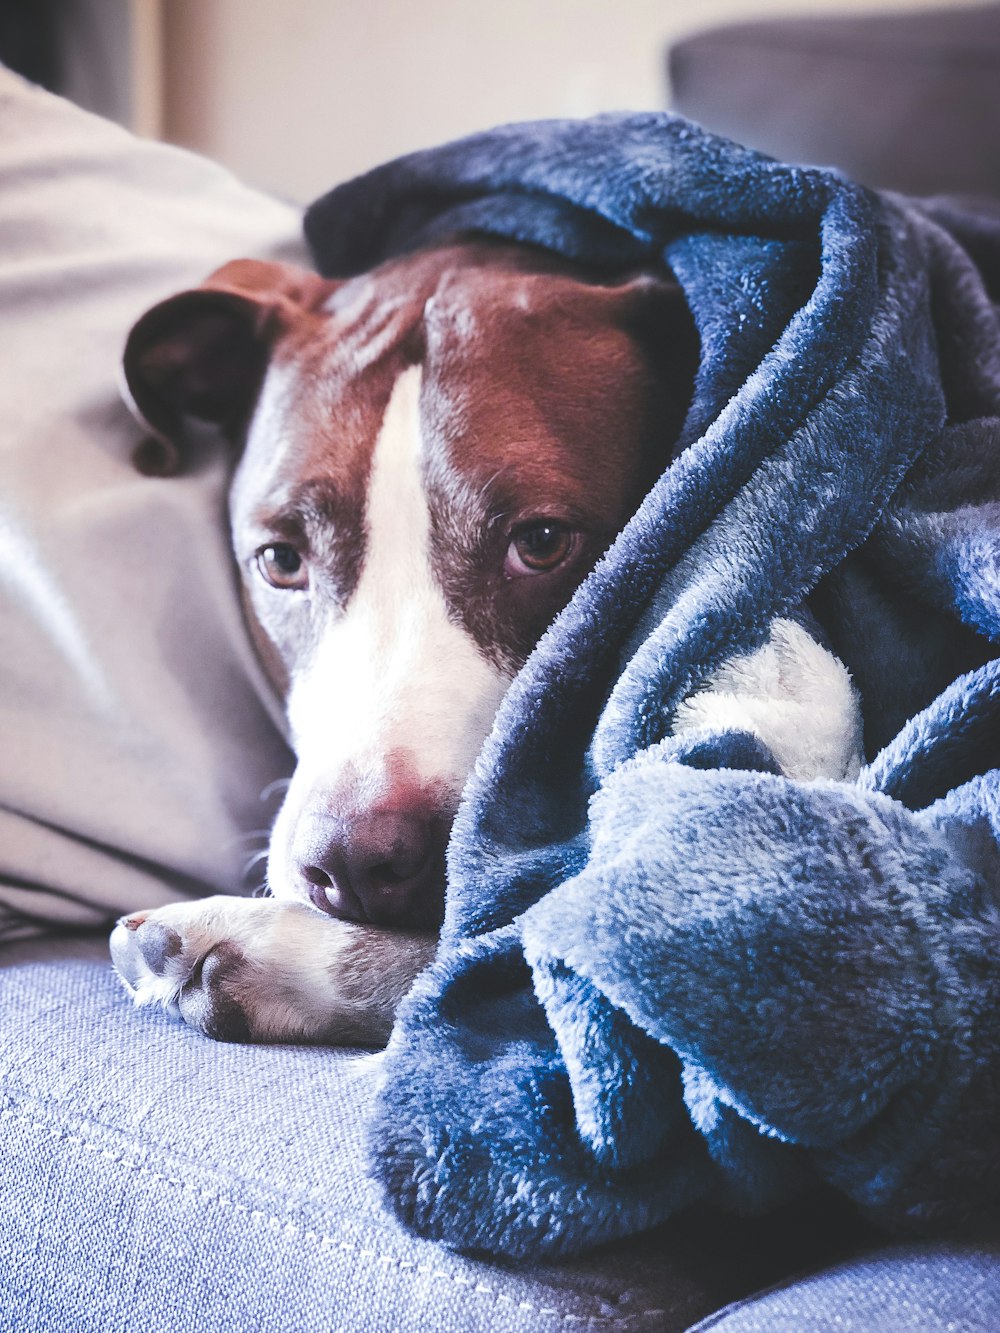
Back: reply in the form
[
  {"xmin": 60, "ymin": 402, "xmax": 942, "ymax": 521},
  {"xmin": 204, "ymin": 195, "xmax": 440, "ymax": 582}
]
[
  {"xmin": 236, "ymin": 243, "xmax": 662, "ymax": 485},
  {"xmin": 230, "ymin": 243, "xmax": 680, "ymax": 662}
]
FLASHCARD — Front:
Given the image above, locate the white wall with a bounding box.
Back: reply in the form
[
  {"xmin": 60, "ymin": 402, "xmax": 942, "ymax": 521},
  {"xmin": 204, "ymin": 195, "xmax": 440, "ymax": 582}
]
[{"xmin": 161, "ymin": 0, "xmax": 990, "ymax": 202}]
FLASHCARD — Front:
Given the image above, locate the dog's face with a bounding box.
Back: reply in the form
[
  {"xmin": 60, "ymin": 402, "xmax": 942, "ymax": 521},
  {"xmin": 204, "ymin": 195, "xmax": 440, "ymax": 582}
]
[{"xmin": 124, "ymin": 243, "xmax": 696, "ymax": 930}]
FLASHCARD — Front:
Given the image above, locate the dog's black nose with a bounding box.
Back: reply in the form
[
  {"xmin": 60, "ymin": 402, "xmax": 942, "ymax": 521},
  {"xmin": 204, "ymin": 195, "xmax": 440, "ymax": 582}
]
[{"xmin": 295, "ymin": 809, "xmax": 446, "ymax": 928}]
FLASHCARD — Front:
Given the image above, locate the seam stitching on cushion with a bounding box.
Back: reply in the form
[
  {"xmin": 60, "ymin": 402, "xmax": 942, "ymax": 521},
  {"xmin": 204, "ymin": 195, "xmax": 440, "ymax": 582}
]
[{"xmin": 2, "ymin": 1103, "xmax": 667, "ymax": 1326}]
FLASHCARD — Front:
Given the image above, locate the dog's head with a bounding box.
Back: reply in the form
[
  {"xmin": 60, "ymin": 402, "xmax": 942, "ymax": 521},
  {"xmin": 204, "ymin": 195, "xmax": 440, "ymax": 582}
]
[{"xmin": 123, "ymin": 243, "xmax": 697, "ymax": 929}]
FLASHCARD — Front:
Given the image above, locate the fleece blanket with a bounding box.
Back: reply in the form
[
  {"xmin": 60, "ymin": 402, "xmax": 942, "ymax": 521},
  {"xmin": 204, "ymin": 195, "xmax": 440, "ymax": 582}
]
[{"xmin": 305, "ymin": 114, "xmax": 1000, "ymax": 1260}]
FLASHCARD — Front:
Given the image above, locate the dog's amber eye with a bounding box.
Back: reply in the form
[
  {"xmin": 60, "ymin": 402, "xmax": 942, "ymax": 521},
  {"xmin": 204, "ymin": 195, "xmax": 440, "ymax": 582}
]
[
  {"xmin": 506, "ymin": 522, "xmax": 575, "ymax": 576},
  {"xmin": 256, "ymin": 543, "xmax": 308, "ymax": 590}
]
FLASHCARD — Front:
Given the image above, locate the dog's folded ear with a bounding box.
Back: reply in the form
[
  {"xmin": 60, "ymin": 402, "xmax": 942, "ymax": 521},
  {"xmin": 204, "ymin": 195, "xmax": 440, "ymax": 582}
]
[
  {"xmin": 599, "ymin": 271, "xmax": 700, "ymax": 461},
  {"xmin": 122, "ymin": 259, "xmax": 332, "ymax": 476},
  {"xmin": 616, "ymin": 271, "xmax": 700, "ymax": 393}
]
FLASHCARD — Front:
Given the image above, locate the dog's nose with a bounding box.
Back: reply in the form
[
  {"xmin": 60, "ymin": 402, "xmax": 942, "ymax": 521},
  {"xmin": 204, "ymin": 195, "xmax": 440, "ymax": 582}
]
[{"xmin": 295, "ymin": 809, "xmax": 446, "ymax": 928}]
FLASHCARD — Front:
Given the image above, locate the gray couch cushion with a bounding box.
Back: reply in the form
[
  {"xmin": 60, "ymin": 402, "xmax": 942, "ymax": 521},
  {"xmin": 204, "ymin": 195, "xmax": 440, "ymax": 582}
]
[
  {"xmin": 0, "ymin": 935, "xmax": 768, "ymax": 1331},
  {"xmin": 669, "ymin": 4, "xmax": 1000, "ymax": 198},
  {"xmin": 4, "ymin": 935, "xmax": 997, "ymax": 1331},
  {"xmin": 688, "ymin": 1242, "xmax": 1000, "ymax": 1332}
]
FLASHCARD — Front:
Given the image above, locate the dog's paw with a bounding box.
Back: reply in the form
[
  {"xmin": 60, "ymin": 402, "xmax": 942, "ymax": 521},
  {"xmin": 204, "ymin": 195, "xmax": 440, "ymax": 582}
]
[
  {"xmin": 111, "ymin": 899, "xmax": 259, "ymax": 1041},
  {"xmin": 110, "ymin": 895, "xmax": 435, "ymax": 1046},
  {"xmin": 672, "ymin": 617, "xmax": 863, "ymax": 782}
]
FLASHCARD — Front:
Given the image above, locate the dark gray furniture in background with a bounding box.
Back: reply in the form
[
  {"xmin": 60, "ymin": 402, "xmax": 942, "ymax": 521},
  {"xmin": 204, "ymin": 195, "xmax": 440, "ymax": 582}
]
[{"xmin": 670, "ymin": 2, "xmax": 1000, "ymax": 200}]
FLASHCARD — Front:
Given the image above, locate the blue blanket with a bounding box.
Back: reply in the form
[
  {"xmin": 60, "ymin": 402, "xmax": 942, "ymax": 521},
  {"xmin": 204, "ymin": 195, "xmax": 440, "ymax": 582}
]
[{"xmin": 305, "ymin": 114, "xmax": 1000, "ymax": 1259}]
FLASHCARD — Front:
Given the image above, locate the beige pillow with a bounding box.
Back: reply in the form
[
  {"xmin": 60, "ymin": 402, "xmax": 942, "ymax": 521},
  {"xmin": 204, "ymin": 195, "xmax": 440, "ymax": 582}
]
[{"xmin": 0, "ymin": 68, "xmax": 303, "ymax": 939}]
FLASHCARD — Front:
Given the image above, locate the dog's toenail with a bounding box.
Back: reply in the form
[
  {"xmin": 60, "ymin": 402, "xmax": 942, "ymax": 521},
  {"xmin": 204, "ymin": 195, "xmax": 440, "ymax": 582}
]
[{"xmin": 122, "ymin": 914, "xmax": 147, "ymax": 932}]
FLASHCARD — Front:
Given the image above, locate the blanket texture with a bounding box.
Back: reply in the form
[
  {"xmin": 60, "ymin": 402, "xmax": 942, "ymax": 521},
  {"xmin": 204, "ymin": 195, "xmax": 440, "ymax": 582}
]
[{"xmin": 305, "ymin": 114, "xmax": 1000, "ymax": 1260}]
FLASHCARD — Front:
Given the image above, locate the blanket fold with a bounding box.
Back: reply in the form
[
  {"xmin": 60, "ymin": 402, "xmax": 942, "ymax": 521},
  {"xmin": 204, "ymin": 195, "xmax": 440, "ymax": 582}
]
[{"xmin": 305, "ymin": 114, "xmax": 1000, "ymax": 1258}]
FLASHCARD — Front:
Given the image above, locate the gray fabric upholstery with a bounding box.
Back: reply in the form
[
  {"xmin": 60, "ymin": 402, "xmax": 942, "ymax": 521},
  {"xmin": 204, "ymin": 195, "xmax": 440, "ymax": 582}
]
[
  {"xmin": 0, "ymin": 935, "xmax": 763, "ymax": 1331},
  {"xmin": 4, "ymin": 935, "xmax": 997, "ymax": 1330},
  {"xmin": 669, "ymin": 4, "xmax": 1000, "ymax": 198},
  {"xmin": 688, "ymin": 1243, "xmax": 1000, "ymax": 1331}
]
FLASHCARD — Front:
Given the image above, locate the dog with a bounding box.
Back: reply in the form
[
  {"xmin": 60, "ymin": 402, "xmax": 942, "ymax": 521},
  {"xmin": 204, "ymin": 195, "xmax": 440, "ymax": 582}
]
[{"xmin": 110, "ymin": 240, "xmax": 862, "ymax": 1045}]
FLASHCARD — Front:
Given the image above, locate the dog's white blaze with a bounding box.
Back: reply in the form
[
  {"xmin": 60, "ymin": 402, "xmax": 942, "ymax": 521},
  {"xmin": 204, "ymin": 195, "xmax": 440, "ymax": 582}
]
[{"xmin": 284, "ymin": 365, "xmax": 510, "ymax": 808}]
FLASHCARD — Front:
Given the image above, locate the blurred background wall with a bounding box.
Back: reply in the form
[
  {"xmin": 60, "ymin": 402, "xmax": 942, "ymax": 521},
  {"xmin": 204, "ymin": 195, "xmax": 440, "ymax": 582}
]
[
  {"xmin": 2, "ymin": 0, "xmax": 996, "ymax": 202},
  {"xmin": 157, "ymin": 0, "xmax": 992, "ymax": 201}
]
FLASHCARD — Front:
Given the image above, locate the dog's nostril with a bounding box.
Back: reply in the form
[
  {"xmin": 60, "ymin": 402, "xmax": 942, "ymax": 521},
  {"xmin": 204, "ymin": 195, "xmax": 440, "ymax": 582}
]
[
  {"xmin": 302, "ymin": 864, "xmax": 364, "ymax": 922},
  {"xmin": 302, "ymin": 865, "xmax": 333, "ymax": 890}
]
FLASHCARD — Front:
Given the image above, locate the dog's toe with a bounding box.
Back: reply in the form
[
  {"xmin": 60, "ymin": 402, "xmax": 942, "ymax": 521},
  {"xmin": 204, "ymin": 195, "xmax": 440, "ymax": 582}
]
[
  {"xmin": 111, "ymin": 916, "xmax": 183, "ymax": 981},
  {"xmin": 110, "ymin": 900, "xmax": 263, "ymax": 1039},
  {"xmin": 178, "ymin": 942, "xmax": 253, "ymax": 1043},
  {"xmin": 110, "ymin": 921, "xmax": 143, "ymax": 990},
  {"xmin": 135, "ymin": 920, "xmax": 183, "ymax": 972},
  {"xmin": 111, "ymin": 920, "xmax": 150, "ymax": 986}
]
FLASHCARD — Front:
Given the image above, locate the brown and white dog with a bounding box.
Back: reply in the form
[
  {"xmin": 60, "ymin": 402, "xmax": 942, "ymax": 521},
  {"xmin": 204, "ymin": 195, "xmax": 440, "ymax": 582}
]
[{"xmin": 110, "ymin": 241, "xmax": 861, "ymax": 1045}]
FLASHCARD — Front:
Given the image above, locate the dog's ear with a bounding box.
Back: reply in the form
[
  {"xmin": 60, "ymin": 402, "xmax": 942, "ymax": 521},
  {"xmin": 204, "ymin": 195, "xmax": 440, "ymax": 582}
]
[
  {"xmin": 616, "ymin": 271, "xmax": 699, "ymax": 388},
  {"xmin": 606, "ymin": 270, "xmax": 700, "ymax": 458},
  {"xmin": 122, "ymin": 259, "xmax": 333, "ymax": 476}
]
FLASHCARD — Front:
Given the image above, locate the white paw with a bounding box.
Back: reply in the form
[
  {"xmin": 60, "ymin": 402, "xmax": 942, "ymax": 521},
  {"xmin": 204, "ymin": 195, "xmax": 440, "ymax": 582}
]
[
  {"xmin": 110, "ymin": 895, "xmax": 435, "ymax": 1045},
  {"xmin": 673, "ymin": 618, "xmax": 864, "ymax": 781}
]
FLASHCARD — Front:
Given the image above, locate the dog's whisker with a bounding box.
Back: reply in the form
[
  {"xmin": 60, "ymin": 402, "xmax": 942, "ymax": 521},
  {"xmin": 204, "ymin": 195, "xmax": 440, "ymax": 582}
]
[
  {"xmin": 231, "ymin": 828, "xmax": 272, "ymax": 847},
  {"xmin": 242, "ymin": 847, "xmax": 270, "ymax": 875},
  {"xmin": 478, "ymin": 463, "xmax": 514, "ymax": 502},
  {"xmin": 221, "ymin": 831, "xmax": 270, "ymax": 874},
  {"xmin": 241, "ymin": 847, "xmax": 272, "ymax": 897},
  {"xmin": 260, "ymin": 777, "xmax": 292, "ymax": 803}
]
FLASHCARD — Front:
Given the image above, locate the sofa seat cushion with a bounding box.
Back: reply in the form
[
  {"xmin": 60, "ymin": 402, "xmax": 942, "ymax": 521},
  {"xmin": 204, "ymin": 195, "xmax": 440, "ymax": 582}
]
[
  {"xmin": 0, "ymin": 935, "xmax": 744, "ymax": 1331},
  {"xmin": 687, "ymin": 1241, "xmax": 1000, "ymax": 1332},
  {"xmin": 5, "ymin": 936, "xmax": 998, "ymax": 1331}
]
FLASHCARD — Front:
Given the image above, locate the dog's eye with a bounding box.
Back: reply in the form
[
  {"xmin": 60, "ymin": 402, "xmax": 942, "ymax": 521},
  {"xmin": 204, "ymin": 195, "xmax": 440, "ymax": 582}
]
[
  {"xmin": 256, "ymin": 543, "xmax": 308, "ymax": 590},
  {"xmin": 505, "ymin": 521, "xmax": 575, "ymax": 576}
]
